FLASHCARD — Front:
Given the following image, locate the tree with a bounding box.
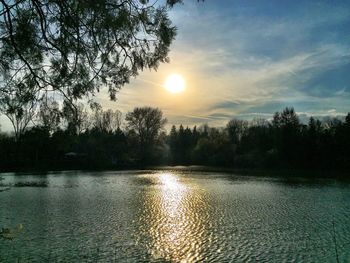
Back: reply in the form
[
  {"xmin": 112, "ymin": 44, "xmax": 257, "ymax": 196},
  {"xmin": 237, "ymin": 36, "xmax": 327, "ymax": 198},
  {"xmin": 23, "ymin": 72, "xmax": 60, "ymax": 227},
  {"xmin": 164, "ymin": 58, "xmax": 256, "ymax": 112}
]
[
  {"xmin": 38, "ymin": 97, "xmax": 62, "ymax": 133},
  {"xmin": 346, "ymin": 113, "xmax": 350, "ymax": 126},
  {"xmin": 168, "ymin": 125, "xmax": 178, "ymax": 163},
  {"xmin": 192, "ymin": 127, "xmax": 232, "ymax": 166},
  {"xmin": 226, "ymin": 118, "xmax": 248, "ymax": 145},
  {"xmin": 279, "ymin": 107, "xmax": 300, "ymax": 128},
  {"xmin": 0, "ymin": 0, "xmax": 184, "ymax": 106},
  {"xmin": 273, "ymin": 107, "xmax": 302, "ymax": 165},
  {"xmin": 240, "ymin": 118, "xmax": 271, "ymax": 155},
  {"xmin": 0, "ymin": 81, "xmax": 38, "ymax": 140},
  {"xmin": 169, "ymin": 125, "xmax": 177, "ymax": 147},
  {"xmin": 305, "ymin": 117, "xmax": 323, "ymax": 167},
  {"xmin": 62, "ymin": 101, "xmax": 90, "ymax": 134},
  {"xmin": 126, "ymin": 106, "xmax": 167, "ymax": 145},
  {"xmin": 125, "ymin": 106, "xmax": 167, "ymax": 162},
  {"xmin": 92, "ymin": 106, "xmax": 122, "ymax": 132}
]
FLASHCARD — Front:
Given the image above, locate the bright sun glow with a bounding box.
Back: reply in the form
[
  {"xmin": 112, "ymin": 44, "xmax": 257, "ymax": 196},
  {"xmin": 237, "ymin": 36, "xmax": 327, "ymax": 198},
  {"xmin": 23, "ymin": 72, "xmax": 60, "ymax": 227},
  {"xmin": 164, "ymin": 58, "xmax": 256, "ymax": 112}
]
[{"xmin": 164, "ymin": 74, "xmax": 185, "ymax": 93}]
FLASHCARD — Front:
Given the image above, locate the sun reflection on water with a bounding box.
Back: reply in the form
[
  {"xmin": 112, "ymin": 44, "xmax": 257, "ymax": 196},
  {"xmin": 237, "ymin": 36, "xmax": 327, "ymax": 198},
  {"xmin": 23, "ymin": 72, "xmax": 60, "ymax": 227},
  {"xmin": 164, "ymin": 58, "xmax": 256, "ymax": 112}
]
[{"xmin": 136, "ymin": 172, "xmax": 211, "ymax": 262}]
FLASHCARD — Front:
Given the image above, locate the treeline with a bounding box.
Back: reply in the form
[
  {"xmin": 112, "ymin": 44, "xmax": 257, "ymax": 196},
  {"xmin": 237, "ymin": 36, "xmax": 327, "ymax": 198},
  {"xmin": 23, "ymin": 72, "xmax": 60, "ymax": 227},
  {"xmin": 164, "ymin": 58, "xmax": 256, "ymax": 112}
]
[
  {"xmin": 0, "ymin": 106, "xmax": 350, "ymax": 171},
  {"xmin": 0, "ymin": 103, "xmax": 168, "ymax": 170},
  {"xmin": 169, "ymin": 108, "xmax": 350, "ymax": 169}
]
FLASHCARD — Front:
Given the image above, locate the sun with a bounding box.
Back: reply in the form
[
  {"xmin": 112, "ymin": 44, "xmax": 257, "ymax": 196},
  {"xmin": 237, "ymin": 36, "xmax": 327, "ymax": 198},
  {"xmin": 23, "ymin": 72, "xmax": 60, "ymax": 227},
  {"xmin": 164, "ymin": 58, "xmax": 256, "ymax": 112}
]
[{"xmin": 164, "ymin": 74, "xmax": 185, "ymax": 93}]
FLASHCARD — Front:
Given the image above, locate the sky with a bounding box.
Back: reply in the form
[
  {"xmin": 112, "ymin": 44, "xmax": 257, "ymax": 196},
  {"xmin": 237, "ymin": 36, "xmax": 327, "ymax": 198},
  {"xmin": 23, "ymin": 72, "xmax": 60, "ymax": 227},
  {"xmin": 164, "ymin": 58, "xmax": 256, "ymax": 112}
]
[{"xmin": 1, "ymin": 0, "xmax": 350, "ymax": 131}]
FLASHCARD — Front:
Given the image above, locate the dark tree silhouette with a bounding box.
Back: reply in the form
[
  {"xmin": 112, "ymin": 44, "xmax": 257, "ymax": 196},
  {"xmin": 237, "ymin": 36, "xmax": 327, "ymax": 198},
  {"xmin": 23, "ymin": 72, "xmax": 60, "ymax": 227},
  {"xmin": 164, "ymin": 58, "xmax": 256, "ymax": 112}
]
[
  {"xmin": 92, "ymin": 106, "xmax": 122, "ymax": 133},
  {"xmin": 125, "ymin": 106, "xmax": 167, "ymax": 163},
  {"xmin": 38, "ymin": 98, "xmax": 62, "ymax": 134},
  {"xmin": 0, "ymin": 106, "xmax": 349, "ymax": 172},
  {"xmin": 0, "ymin": 0, "xmax": 183, "ymax": 106},
  {"xmin": 62, "ymin": 101, "xmax": 90, "ymax": 135},
  {"xmin": 227, "ymin": 119, "xmax": 248, "ymax": 145},
  {"xmin": 0, "ymin": 81, "xmax": 38, "ymax": 140},
  {"xmin": 168, "ymin": 124, "xmax": 198, "ymax": 164}
]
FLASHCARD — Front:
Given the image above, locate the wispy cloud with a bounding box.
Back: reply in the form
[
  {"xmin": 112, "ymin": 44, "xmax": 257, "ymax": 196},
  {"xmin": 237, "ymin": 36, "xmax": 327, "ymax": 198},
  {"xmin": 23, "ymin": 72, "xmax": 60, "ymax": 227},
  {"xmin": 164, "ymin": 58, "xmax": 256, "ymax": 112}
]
[{"xmin": 1, "ymin": 0, "xmax": 349, "ymax": 131}]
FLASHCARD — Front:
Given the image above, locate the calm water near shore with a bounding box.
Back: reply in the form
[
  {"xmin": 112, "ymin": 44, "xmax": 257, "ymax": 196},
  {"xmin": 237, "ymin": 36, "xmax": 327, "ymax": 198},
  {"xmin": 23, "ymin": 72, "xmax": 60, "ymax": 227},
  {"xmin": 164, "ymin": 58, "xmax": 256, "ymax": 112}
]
[{"xmin": 0, "ymin": 170, "xmax": 349, "ymax": 262}]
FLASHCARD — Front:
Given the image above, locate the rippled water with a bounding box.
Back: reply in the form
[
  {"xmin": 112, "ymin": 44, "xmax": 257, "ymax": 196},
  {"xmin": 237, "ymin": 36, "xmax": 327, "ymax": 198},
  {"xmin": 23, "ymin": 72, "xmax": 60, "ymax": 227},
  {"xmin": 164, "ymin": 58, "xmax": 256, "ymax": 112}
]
[{"xmin": 0, "ymin": 170, "xmax": 349, "ymax": 262}]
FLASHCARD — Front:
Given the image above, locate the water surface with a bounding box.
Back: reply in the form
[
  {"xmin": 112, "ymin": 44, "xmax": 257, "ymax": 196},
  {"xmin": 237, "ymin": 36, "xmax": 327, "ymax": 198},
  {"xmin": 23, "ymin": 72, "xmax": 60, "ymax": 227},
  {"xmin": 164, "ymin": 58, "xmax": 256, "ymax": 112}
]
[{"xmin": 0, "ymin": 170, "xmax": 349, "ymax": 262}]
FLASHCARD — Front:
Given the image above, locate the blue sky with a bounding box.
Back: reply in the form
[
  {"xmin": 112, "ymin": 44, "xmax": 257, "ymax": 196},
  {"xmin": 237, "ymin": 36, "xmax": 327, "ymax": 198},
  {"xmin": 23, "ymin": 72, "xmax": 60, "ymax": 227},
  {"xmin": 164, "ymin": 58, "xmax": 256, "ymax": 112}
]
[
  {"xmin": 171, "ymin": 0, "xmax": 350, "ymax": 124},
  {"xmin": 1, "ymin": 0, "xmax": 350, "ymax": 131},
  {"xmin": 110, "ymin": 0, "xmax": 350, "ymax": 127}
]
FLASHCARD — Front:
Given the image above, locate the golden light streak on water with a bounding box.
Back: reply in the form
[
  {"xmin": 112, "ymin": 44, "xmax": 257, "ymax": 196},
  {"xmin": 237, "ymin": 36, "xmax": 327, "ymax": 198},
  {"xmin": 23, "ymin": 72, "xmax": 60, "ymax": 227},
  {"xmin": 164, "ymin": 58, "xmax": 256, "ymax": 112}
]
[{"xmin": 136, "ymin": 172, "xmax": 210, "ymax": 262}]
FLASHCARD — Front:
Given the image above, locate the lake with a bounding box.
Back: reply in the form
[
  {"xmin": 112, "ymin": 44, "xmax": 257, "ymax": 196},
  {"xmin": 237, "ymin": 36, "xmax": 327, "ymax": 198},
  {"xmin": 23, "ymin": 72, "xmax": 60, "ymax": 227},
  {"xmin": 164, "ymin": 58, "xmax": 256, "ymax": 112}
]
[{"xmin": 0, "ymin": 170, "xmax": 349, "ymax": 262}]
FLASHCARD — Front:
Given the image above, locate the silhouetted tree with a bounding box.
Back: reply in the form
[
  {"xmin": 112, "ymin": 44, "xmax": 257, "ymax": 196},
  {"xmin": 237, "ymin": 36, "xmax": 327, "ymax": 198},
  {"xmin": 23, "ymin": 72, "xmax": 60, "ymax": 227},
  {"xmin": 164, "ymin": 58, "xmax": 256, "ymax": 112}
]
[
  {"xmin": 304, "ymin": 117, "xmax": 323, "ymax": 167},
  {"xmin": 169, "ymin": 125, "xmax": 178, "ymax": 164},
  {"xmin": 193, "ymin": 127, "xmax": 233, "ymax": 166},
  {"xmin": 198, "ymin": 124, "xmax": 209, "ymax": 138},
  {"xmin": 346, "ymin": 113, "xmax": 350, "ymax": 125},
  {"xmin": 0, "ymin": 81, "xmax": 38, "ymax": 140},
  {"xmin": 227, "ymin": 119, "xmax": 248, "ymax": 145},
  {"xmin": 168, "ymin": 124, "xmax": 197, "ymax": 164},
  {"xmin": 38, "ymin": 98, "xmax": 61, "ymax": 134},
  {"xmin": 0, "ymin": 0, "xmax": 183, "ymax": 109},
  {"xmin": 125, "ymin": 107, "xmax": 167, "ymax": 163},
  {"xmin": 271, "ymin": 107, "xmax": 302, "ymax": 166},
  {"xmin": 0, "ymin": 105, "xmax": 349, "ymax": 171},
  {"xmin": 92, "ymin": 106, "xmax": 122, "ymax": 133},
  {"xmin": 19, "ymin": 126, "xmax": 51, "ymax": 166},
  {"xmin": 192, "ymin": 126, "xmax": 199, "ymax": 143},
  {"xmin": 62, "ymin": 101, "xmax": 90, "ymax": 135},
  {"xmin": 238, "ymin": 118, "xmax": 272, "ymax": 167}
]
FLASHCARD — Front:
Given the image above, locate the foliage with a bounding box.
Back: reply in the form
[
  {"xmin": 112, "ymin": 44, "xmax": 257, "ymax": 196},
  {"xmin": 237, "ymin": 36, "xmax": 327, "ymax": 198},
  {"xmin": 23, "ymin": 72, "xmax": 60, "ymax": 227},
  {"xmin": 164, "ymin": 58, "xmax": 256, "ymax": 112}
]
[
  {"xmin": 92, "ymin": 106, "xmax": 122, "ymax": 133},
  {"xmin": 0, "ymin": 107, "xmax": 349, "ymax": 171},
  {"xmin": 0, "ymin": 80, "xmax": 38, "ymax": 140},
  {"xmin": 125, "ymin": 106, "xmax": 167, "ymax": 163},
  {"xmin": 62, "ymin": 101, "xmax": 91, "ymax": 134},
  {"xmin": 0, "ymin": 0, "xmax": 182, "ymax": 106},
  {"xmin": 38, "ymin": 97, "xmax": 61, "ymax": 133}
]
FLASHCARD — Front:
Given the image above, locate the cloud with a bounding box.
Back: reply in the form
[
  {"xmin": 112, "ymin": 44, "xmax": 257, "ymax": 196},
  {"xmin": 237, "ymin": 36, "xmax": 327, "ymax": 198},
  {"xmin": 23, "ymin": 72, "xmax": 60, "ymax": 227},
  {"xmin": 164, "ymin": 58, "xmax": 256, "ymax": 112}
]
[
  {"xmin": 2, "ymin": 0, "xmax": 350, "ymax": 132},
  {"xmin": 96, "ymin": 1, "xmax": 350, "ymax": 127}
]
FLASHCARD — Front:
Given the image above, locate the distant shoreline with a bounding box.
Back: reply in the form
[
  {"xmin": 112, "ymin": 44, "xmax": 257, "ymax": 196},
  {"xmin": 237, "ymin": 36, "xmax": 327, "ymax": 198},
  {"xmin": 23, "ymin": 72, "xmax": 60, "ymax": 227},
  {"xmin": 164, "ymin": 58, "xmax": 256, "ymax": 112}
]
[
  {"xmin": 147, "ymin": 166, "xmax": 350, "ymax": 179},
  {"xmin": 1, "ymin": 165, "xmax": 349, "ymax": 179}
]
